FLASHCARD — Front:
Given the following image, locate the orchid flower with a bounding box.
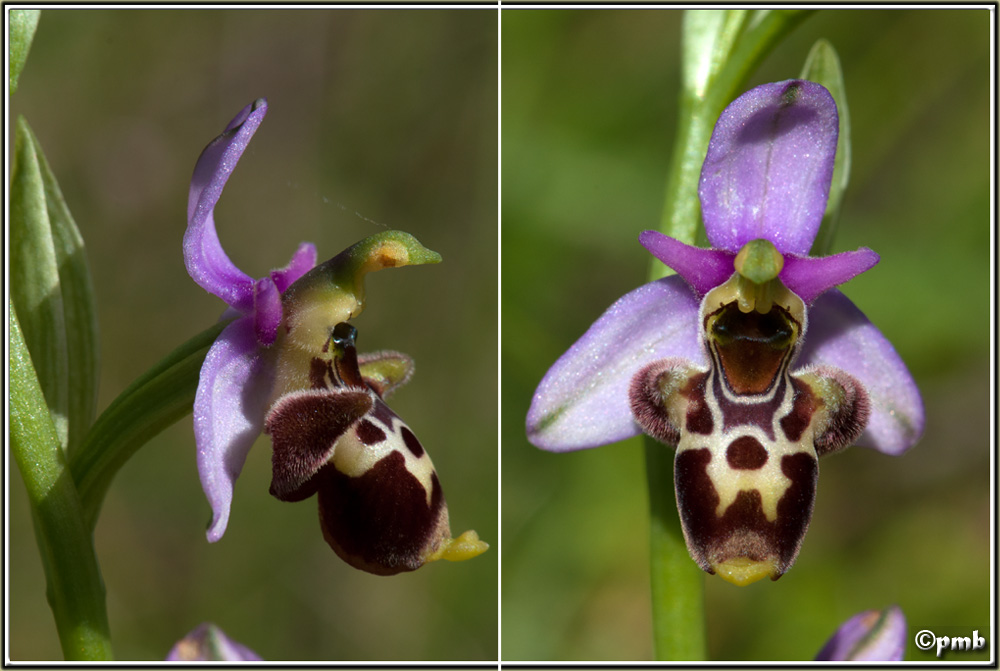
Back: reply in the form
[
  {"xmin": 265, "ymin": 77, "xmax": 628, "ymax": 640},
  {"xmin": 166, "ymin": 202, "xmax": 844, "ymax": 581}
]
[
  {"xmin": 185, "ymin": 99, "xmax": 486, "ymax": 575},
  {"xmin": 526, "ymin": 80, "xmax": 923, "ymax": 586},
  {"xmin": 815, "ymin": 605, "xmax": 907, "ymax": 661}
]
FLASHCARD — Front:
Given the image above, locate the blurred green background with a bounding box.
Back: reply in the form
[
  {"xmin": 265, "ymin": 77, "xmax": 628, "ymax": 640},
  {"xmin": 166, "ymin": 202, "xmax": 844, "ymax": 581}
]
[
  {"xmin": 9, "ymin": 9, "xmax": 497, "ymax": 661},
  {"xmin": 502, "ymin": 9, "xmax": 990, "ymax": 662}
]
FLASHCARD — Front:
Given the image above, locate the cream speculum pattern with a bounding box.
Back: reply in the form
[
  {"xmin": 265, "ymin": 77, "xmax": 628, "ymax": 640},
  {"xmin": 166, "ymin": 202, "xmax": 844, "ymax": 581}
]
[{"xmin": 526, "ymin": 80, "xmax": 924, "ymax": 586}]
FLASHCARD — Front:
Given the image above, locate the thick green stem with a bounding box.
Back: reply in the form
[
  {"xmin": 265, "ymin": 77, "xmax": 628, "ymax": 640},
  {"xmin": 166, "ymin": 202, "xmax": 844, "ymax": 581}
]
[
  {"xmin": 645, "ymin": 441, "xmax": 706, "ymax": 659},
  {"xmin": 10, "ymin": 303, "xmax": 113, "ymax": 660}
]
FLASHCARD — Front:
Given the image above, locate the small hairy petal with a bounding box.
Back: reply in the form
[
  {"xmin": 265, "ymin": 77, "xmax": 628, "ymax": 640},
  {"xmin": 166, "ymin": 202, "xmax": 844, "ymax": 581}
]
[
  {"xmin": 628, "ymin": 358, "xmax": 697, "ymax": 446},
  {"xmin": 184, "ymin": 99, "xmax": 268, "ymax": 313},
  {"xmin": 796, "ymin": 290, "xmax": 924, "ymax": 454},
  {"xmin": 780, "ymin": 248, "xmax": 880, "ymax": 304},
  {"xmin": 357, "ymin": 350, "xmax": 415, "ymax": 399},
  {"xmin": 526, "ymin": 276, "xmax": 705, "ymax": 452},
  {"xmin": 195, "ymin": 316, "xmax": 276, "ymax": 542},
  {"xmin": 639, "ymin": 230, "xmax": 736, "ymax": 297},
  {"xmin": 805, "ymin": 365, "xmax": 871, "ymax": 457},
  {"xmin": 270, "ymin": 242, "xmax": 318, "ymax": 293},
  {"xmin": 700, "ymin": 80, "xmax": 839, "ymax": 255},
  {"xmin": 815, "ymin": 606, "xmax": 907, "ymax": 661}
]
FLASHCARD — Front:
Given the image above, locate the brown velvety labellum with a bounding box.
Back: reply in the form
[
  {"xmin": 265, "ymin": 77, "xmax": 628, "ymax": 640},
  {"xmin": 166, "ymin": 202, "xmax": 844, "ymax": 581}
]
[
  {"xmin": 675, "ymin": 447, "xmax": 817, "ymax": 578},
  {"xmin": 317, "ymin": 451, "xmax": 448, "ymax": 576},
  {"xmin": 266, "ymin": 389, "xmax": 373, "ymax": 502}
]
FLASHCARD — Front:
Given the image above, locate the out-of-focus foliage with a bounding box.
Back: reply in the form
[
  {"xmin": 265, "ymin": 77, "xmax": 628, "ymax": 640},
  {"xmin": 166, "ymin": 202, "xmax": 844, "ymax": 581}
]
[
  {"xmin": 9, "ymin": 9, "xmax": 497, "ymax": 661},
  {"xmin": 8, "ymin": 9, "xmax": 40, "ymax": 93},
  {"xmin": 502, "ymin": 9, "xmax": 989, "ymax": 661}
]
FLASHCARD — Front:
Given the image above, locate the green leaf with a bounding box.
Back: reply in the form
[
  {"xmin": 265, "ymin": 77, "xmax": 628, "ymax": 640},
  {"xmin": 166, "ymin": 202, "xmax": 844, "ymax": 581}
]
[
  {"xmin": 10, "ymin": 301, "xmax": 113, "ymax": 660},
  {"xmin": 11, "ymin": 116, "xmax": 100, "ymax": 454},
  {"xmin": 681, "ymin": 10, "xmax": 748, "ymax": 103},
  {"xmin": 9, "ymin": 9, "xmax": 40, "ymax": 94},
  {"xmin": 800, "ymin": 39, "xmax": 851, "ymax": 255},
  {"xmin": 71, "ymin": 320, "xmax": 228, "ymax": 527}
]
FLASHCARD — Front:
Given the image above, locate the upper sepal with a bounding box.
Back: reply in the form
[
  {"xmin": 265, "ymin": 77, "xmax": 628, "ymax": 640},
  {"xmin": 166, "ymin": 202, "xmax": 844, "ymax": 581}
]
[
  {"xmin": 699, "ymin": 80, "xmax": 839, "ymax": 256},
  {"xmin": 185, "ymin": 99, "xmax": 267, "ymax": 312}
]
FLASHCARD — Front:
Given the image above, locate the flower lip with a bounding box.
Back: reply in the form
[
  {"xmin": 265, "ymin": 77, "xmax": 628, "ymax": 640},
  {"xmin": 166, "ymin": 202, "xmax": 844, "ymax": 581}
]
[{"xmin": 266, "ymin": 319, "xmax": 487, "ymax": 575}]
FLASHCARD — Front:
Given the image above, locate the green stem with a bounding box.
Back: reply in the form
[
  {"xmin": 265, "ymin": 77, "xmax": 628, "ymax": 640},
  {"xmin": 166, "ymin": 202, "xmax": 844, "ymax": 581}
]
[
  {"xmin": 645, "ymin": 440, "xmax": 706, "ymax": 660},
  {"xmin": 70, "ymin": 320, "xmax": 229, "ymax": 528},
  {"xmin": 10, "ymin": 303, "xmax": 113, "ymax": 660}
]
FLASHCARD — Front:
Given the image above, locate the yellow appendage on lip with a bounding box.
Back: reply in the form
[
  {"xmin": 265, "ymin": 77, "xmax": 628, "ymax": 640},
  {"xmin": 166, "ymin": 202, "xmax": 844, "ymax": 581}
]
[
  {"xmin": 711, "ymin": 557, "xmax": 779, "ymax": 586},
  {"xmin": 426, "ymin": 530, "xmax": 489, "ymax": 563}
]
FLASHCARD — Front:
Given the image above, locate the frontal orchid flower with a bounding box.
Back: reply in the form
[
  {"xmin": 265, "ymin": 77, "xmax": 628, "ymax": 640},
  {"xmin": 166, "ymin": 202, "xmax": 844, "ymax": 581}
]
[
  {"xmin": 185, "ymin": 99, "xmax": 486, "ymax": 575},
  {"xmin": 526, "ymin": 80, "xmax": 923, "ymax": 586}
]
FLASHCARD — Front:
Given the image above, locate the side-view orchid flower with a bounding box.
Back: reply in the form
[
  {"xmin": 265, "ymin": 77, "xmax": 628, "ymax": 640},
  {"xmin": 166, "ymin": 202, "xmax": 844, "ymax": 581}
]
[
  {"xmin": 526, "ymin": 80, "xmax": 923, "ymax": 585},
  {"xmin": 186, "ymin": 99, "xmax": 487, "ymax": 575}
]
